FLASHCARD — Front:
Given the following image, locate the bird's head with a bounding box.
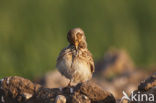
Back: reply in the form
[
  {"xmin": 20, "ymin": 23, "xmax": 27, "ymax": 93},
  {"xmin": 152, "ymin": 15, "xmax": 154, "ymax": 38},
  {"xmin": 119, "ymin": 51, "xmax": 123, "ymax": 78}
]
[{"xmin": 67, "ymin": 28, "xmax": 87, "ymax": 50}]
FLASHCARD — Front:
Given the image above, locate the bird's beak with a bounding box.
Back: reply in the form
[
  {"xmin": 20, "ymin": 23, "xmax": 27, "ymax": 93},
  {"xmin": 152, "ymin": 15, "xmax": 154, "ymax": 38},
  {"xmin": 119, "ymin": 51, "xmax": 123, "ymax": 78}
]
[{"xmin": 75, "ymin": 41, "xmax": 78, "ymax": 50}]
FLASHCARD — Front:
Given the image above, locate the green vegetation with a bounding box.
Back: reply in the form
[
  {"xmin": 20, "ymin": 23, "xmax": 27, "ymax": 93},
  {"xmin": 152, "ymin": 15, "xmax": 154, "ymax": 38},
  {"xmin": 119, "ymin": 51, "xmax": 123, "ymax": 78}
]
[{"xmin": 0, "ymin": 0, "xmax": 156, "ymax": 79}]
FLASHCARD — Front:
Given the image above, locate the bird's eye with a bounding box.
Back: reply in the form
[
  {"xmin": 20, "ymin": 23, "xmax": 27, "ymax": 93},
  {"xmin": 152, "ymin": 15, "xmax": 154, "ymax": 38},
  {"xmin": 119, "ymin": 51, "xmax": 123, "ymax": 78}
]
[{"xmin": 77, "ymin": 33, "xmax": 82, "ymax": 40}]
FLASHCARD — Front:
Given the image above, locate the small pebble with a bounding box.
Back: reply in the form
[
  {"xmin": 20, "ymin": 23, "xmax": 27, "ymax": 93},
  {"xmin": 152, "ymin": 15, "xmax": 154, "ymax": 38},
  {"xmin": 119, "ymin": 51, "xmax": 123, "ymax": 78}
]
[
  {"xmin": 59, "ymin": 88, "xmax": 62, "ymax": 91},
  {"xmin": 70, "ymin": 88, "xmax": 73, "ymax": 93},
  {"xmin": 55, "ymin": 95, "xmax": 66, "ymax": 103},
  {"xmin": 82, "ymin": 95, "xmax": 88, "ymax": 100},
  {"xmin": 23, "ymin": 92, "xmax": 33, "ymax": 99},
  {"xmin": 1, "ymin": 96, "xmax": 5, "ymax": 103}
]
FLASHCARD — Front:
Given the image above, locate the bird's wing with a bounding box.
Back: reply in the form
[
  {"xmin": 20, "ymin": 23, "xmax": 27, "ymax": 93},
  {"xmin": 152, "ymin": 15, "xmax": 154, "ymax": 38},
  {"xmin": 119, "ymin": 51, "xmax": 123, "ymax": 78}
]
[
  {"xmin": 56, "ymin": 46, "xmax": 70, "ymax": 62},
  {"xmin": 85, "ymin": 50, "xmax": 95, "ymax": 73}
]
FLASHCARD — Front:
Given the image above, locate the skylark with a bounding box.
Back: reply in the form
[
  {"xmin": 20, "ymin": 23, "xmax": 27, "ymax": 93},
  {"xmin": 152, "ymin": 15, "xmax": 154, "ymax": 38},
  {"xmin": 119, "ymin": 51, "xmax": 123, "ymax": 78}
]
[{"xmin": 56, "ymin": 28, "xmax": 94, "ymax": 86}]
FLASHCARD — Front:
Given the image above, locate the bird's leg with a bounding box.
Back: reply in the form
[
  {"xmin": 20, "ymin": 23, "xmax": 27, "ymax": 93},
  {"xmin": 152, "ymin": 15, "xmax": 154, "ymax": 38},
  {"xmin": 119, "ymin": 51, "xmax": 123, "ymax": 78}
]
[
  {"xmin": 67, "ymin": 80, "xmax": 72, "ymax": 87},
  {"xmin": 67, "ymin": 79, "xmax": 74, "ymax": 94}
]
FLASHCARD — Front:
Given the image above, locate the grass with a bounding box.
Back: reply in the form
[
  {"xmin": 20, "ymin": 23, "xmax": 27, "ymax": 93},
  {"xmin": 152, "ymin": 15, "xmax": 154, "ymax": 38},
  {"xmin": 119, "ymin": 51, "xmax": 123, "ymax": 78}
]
[{"xmin": 0, "ymin": 0, "xmax": 156, "ymax": 79}]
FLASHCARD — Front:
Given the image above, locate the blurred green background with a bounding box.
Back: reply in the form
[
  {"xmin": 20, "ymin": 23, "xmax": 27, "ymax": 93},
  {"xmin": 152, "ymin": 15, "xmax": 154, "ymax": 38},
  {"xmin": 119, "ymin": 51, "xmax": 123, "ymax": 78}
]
[{"xmin": 0, "ymin": 0, "xmax": 156, "ymax": 79}]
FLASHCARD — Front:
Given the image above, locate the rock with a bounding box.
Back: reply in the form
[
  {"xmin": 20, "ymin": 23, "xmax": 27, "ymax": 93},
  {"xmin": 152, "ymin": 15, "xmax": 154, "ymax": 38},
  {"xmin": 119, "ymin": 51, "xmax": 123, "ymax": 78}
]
[
  {"xmin": 36, "ymin": 70, "xmax": 69, "ymax": 88},
  {"xmin": 95, "ymin": 49, "xmax": 134, "ymax": 79},
  {"xmin": 120, "ymin": 99, "xmax": 130, "ymax": 103},
  {"xmin": 0, "ymin": 76, "xmax": 116, "ymax": 103},
  {"xmin": 55, "ymin": 95, "xmax": 66, "ymax": 103},
  {"xmin": 70, "ymin": 93, "xmax": 91, "ymax": 103},
  {"xmin": 77, "ymin": 81, "xmax": 116, "ymax": 103},
  {"xmin": 130, "ymin": 88, "xmax": 156, "ymax": 103},
  {"xmin": 96, "ymin": 70, "xmax": 148, "ymax": 99},
  {"xmin": 138, "ymin": 72, "xmax": 156, "ymax": 91},
  {"xmin": 0, "ymin": 76, "xmax": 40, "ymax": 103},
  {"xmin": 129, "ymin": 73, "xmax": 156, "ymax": 103}
]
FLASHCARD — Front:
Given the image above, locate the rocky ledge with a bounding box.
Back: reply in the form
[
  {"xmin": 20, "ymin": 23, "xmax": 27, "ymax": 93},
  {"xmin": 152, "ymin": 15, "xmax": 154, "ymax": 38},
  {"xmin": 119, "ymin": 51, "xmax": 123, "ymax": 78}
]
[{"xmin": 0, "ymin": 76, "xmax": 115, "ymax": 103}]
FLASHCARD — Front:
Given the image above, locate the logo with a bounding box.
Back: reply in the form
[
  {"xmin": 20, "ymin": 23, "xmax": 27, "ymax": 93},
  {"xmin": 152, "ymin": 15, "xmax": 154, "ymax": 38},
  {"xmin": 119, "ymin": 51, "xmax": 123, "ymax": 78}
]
[{"xmin": 122, "ymin": 91, "xmax": 155, "ymax": 102}]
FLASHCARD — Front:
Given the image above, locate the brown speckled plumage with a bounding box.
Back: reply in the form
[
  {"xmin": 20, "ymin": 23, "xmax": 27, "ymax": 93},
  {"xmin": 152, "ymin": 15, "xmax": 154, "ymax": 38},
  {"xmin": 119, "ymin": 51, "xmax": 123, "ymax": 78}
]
[{"xmin": 56, "ymin": 28, "xmax": 94, "ymax": 85}]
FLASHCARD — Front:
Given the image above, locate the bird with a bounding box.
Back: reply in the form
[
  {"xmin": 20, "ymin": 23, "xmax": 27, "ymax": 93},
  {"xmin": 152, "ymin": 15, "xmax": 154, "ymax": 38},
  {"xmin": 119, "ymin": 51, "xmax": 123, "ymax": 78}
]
[{"xmin": 56, "ymin": 28, "xmax": 95, "ymax": 86}]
